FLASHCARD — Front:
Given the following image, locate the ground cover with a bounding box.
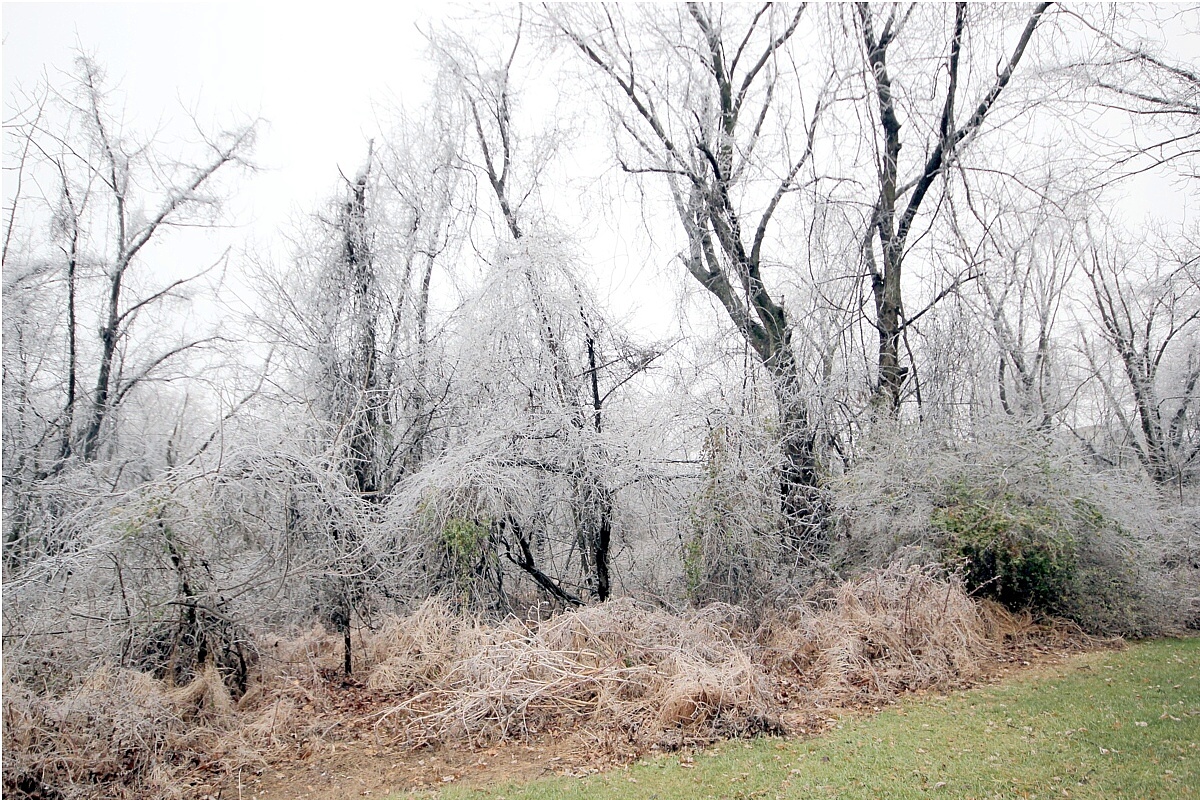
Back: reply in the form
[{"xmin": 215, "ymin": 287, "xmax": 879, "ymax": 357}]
[{"xmin": 8, "ymin": 571, "xmax": 1191, "ymax": 800}]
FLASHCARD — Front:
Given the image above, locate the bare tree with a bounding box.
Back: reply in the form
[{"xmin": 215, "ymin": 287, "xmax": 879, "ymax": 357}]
[
  {"xmin": 4, "ymin": 57, "xmax": 254, "ymax": 462},
  {"xmin": 945, "ymin": 181, "xmax": 1081, "ymax": 429},
  {"xmin": 855, "ymin": 2, "xmax": 1051, "ymax": 414},
  {"xmin": 311, "ymin": 146, "xmax": 383, "ymax": 674},
  {"xmin": 552, "ymin": 3, "xmax": 831, "ymax": 550},
  {"xmin": 2, "ymin": 55, "xmax": 255, "ymax": 567},
  {"xmin": 1082, "ymin": 229, "xmax": 1200, "ymax": 485},
  {"xmin": 419, "ymin": 17, "xmax": 671, "ymax": 604},
  {"xmin": 440, "ymin": 23, "xmax": 582, "ymax": 603}
]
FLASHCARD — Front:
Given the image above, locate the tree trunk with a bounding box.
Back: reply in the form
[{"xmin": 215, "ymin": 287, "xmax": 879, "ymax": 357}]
[
  {"xmin": 80, "ymin": 267, "xmax": 125, "ymax": 462},
  {"xmin": 766, "ymin": 347, "xmax": 823, "ymax": 552}
]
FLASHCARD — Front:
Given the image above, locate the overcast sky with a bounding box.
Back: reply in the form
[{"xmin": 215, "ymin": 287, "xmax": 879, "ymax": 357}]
[{"xmin": 1, "ymin": 2, "xmax": 673, "ymax": 336}]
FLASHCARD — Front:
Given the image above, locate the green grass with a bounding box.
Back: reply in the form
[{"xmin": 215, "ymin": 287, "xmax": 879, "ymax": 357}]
[{"xmin": 416, "ymin": 637, "xmax": 1200, "ymax": 800}]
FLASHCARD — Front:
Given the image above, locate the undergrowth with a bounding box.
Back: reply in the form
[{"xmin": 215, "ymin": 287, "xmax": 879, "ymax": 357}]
[
  {"xmin": 832, "ymin": 425, "xmax": 1198, "ymax": 636},
  {"xmin": 3, "ymin": 565, "xmax": 1034, "ymax": 800}
]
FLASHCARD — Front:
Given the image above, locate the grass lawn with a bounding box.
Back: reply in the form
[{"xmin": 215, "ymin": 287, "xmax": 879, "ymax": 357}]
[{"xmin": 419, "ymin": 637, "xmax": 1199, "ymax": 799}]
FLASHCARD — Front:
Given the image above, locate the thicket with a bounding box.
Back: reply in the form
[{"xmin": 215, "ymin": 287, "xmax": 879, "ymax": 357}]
[{"xmin": 831, "ymin": 425, "xmax": 1197, "ymax": 636}]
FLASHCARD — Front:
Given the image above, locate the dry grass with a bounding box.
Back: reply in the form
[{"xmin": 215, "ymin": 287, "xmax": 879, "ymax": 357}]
[
  {"xmin": 758, "ymin": 564, "xmax": 1019, "ymax": 703},
  {"xmin": 2, "ymin": 665, "xmax": 248, "ymax": 800},
  {"xmin": 3, "ymin": 566, "xmax": 1063, "ymax": 799},
  {"xmin": 365, "ymin": 598, "xmax": 490, "ymax": 694},
  {"xmin": 373, "ymin": 598, "xmax": 779, "ymax": 749}
]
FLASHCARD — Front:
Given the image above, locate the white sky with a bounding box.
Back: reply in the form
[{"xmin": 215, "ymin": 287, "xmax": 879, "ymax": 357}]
[{"xmin": 1, "ymin": 2, "xmax": 677, "ymax": 340}]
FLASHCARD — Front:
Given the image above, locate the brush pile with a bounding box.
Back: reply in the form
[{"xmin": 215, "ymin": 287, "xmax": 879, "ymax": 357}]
[
  {"xmin": 373, "ymin": 598, "xmax": 779, "ymax": 748},
  {"xmin": 3, "ymin": 566, "xmax": 1042, "ymax": 799}
]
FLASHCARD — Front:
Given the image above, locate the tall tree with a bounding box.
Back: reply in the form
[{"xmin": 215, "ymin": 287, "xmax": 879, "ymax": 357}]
[
  {"xmin": 453, "ymin": 28, "xmax": 612, "ymax": 601},
  {"xmin": 4, "ymin": 56, "xmax": 254, "ymax": 466},
  {"xmin": 855, "ymin": 2, "xmax": 1051, "ymax": 414},
  {"xmin": 2, "ymin": 55, "xmax": 255, "ymax": 566},
  {"xmin": 948, "ymin": 184, "xmax": 1080, "ymax": 430},
  {"xmin": 554, "ymin": 3, "xmax": 828, "ymax": 550}
]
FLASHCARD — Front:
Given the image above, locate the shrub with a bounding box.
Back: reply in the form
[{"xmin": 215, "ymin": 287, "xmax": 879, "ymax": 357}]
[
  {"xmin": 931, "ymin": 484, "xmax": 1076, "ymax": 615},
  {"xmin": 830, "ymin": 422, "xmax": 1189, "ymax": 636}
]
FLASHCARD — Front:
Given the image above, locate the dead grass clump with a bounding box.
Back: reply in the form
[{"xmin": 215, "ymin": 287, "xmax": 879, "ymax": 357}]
[
  {"xmin": 169, "ymin": 664, "xmax": 235, "ymax": 723},
  {"xmin": 237, "ymin": 695, "xmax": 301, "ymax": 750},
  {"xmin": 260, "ymin": 623, "xmax": 342, "ymax": 673},
  {"xmin": 761, "ymin": 565, "xmax": 1012, "ymax": 702},
  {"xmin": 379, "ymin": 598, "xmax": 779, "ymax": 748},
  {"xmin": 365, "ymin": 597, "xmax": 487, "ymax": 694},
  {"xmin": 654, "ymin": 649, "xmax": 778, "ymax": 742},
  {"xmin": 2, "ymin": 666, "xmax": 237, "ymax": 800},
  {"xmin": 254, "ymin": 600, "xmax": 476, "ymax": 695}
]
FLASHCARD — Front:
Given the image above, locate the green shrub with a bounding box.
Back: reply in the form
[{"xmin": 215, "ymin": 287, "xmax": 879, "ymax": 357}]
[
  {"xmin": 442, "ymin": 517, "xmax": 490, "ymax": 561},
  {"xmin": 440, "ymin": 517, "xmax": 493, "ymax": 591},
  {"xmin": 931, "ymin": 484, "xmax": 1076, "ymax": 614},
  {"xmin": 830, "ymin": 424, "xmax": 1182, "ymax": 635}
]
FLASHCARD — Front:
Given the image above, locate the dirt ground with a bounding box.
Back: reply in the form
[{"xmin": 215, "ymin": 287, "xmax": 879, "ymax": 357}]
[
  {"xmin": 234, "ymin": 637, "xmax": 1093, "ymax": 800},
  {"xmin": 232, "ymin": 731, "xmax": 632, "ymax": 799}
]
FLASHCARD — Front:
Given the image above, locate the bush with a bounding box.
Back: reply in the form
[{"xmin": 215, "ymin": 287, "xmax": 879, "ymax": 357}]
[
  {"xmin": 830, "ymin": 422, "xmax": 1191, "ymax": 636},
  {"xmin": 931, "ymin": 484, "xmax": 1075, "ymax": 615}
]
